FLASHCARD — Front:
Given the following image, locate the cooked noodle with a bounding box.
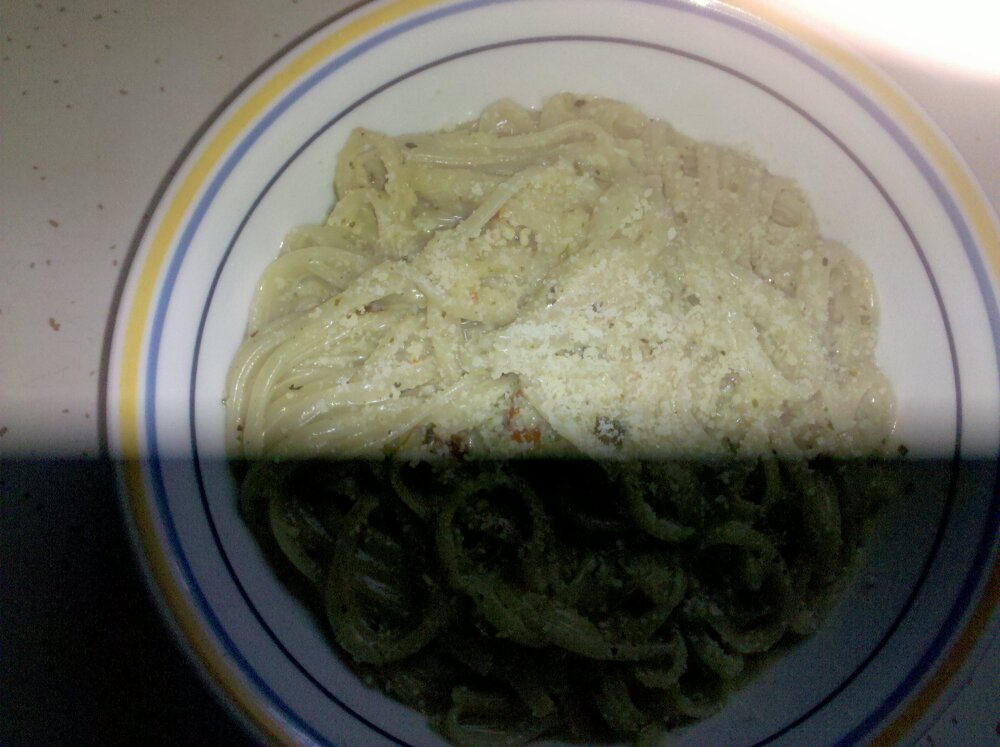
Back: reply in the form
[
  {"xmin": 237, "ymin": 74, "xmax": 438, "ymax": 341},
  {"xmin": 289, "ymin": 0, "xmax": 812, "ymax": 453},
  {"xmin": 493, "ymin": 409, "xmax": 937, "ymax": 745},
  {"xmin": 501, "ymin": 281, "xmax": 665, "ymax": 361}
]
[{"xmin": 226, "ymin": 94, "xmax": 897, "ymax": 745}]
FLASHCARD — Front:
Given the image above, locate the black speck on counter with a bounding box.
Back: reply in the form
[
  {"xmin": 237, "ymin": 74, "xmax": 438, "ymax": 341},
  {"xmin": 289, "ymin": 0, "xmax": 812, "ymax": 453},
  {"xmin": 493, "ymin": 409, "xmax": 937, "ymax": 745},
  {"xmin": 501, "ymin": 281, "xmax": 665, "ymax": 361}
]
[
  {"xmin": 119, "ymin": 88, "xmax": 127, "ymax": 95},
  {"xmin": 48, "ymin": 219, "xmax": 59, "ymax": 228},
  {"xmin": 0, "ymin": 426, "xmax": 8, "ymax": 437},
  {"xmin": 48, "ymin": 317, "xmax": 60, "ymax": 332}
]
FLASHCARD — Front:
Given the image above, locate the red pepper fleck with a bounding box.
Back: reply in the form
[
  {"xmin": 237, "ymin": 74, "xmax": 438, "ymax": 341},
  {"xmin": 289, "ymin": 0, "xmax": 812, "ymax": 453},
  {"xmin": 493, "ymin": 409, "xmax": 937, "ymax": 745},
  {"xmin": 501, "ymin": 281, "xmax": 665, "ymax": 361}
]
[{"xmin": 511, "ymin": 428, "xmax": 541, "ymax": 446}]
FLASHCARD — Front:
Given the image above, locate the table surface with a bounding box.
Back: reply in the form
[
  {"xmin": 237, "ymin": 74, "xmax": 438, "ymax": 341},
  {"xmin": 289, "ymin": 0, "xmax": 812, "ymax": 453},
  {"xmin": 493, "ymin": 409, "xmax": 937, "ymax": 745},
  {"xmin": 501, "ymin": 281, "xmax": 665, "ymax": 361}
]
[{"xmin": 1, "ymin": 1, "xmax": 998, "ymax": 744}]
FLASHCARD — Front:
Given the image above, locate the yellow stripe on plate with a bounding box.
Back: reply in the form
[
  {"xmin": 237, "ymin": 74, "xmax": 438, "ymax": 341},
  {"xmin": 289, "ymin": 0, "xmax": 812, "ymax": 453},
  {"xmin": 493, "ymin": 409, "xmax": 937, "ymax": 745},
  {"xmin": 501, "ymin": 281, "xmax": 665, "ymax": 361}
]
[
  {"xmin": 733, "ymin": 0, "xmax": 1000, "ymax": 283},
  {"xmin": 870, "ymin": 550, "xmax": 1000, "ymax": 745},
  {"xmin": 117, "ymin": 0, "xmax": 446, "ymax": 740},
  {"xmin": 116, "ymin": 0, "xmax": 444, "ymax": 460},
  {"xmin": 733, "ymin": 1, "xmax": 1000, "ymax": 741}
]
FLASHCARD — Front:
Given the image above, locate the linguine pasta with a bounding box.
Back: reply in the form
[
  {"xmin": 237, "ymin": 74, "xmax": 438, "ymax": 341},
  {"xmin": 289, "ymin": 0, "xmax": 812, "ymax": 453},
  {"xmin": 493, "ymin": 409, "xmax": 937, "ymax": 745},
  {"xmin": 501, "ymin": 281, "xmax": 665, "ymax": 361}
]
[
  {"xmin": 226, "ymin": 94, "xmax": 893, "ymax": 462},
  {"xmin": 226, "ymin": 95, "xmax": 897, "ymax": 745}
]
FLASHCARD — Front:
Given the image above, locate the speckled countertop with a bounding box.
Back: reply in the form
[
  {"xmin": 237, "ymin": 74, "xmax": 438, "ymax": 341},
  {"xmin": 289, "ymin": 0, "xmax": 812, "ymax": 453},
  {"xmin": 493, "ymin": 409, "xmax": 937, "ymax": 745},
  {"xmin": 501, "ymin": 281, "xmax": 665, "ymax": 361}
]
[{"xmin": 1, "ymin": 1, "xmax": 998, "ymax": 744}]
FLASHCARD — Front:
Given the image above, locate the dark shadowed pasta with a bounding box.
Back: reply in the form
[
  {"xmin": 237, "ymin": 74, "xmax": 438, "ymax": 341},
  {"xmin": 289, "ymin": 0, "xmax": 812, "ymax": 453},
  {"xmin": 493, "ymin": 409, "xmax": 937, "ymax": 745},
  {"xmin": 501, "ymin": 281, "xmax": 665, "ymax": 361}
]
[
  {"xmin": 239, "ymin": 456, "xmax": 898, "ymax": 744},
  {"xmin": 226, "ymin": 95, "xmax": 897, "ymax": 745}
]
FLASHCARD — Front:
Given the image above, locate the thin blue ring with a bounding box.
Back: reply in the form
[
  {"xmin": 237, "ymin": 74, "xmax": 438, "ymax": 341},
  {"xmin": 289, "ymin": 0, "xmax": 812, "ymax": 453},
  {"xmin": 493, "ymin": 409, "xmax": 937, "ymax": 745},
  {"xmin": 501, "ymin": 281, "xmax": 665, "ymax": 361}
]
[
  {"xmin": 135, "ymin": 0, "xmax": 1000, "ymax": 745},
  {"xmin": 142, "ymin": 3, "xmax": 513, "ymax": 744},
  {"xmin": 193, "ymin": 35, "xmax": 965, "ymax": 745}
]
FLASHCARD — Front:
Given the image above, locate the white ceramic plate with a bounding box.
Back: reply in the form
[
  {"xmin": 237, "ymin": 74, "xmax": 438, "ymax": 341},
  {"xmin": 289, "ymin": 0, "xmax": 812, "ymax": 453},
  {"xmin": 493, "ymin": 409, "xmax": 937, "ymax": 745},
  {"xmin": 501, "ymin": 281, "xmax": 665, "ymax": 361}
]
[{"xmin": 105, "ymin": 0, "xmax": 1000, "ymax": 744}]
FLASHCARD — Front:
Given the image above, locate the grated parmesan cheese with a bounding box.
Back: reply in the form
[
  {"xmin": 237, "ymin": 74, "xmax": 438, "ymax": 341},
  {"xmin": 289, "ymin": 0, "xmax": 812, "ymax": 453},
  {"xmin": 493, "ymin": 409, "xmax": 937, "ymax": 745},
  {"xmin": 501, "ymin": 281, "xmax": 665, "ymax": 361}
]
[{"xmin": 227, "ymin": 94, "xmax": 894, "ymax": 460}]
